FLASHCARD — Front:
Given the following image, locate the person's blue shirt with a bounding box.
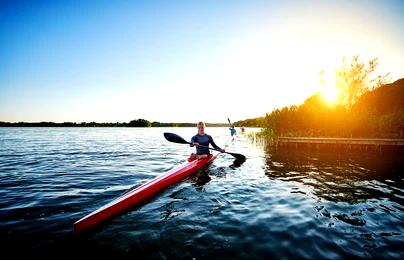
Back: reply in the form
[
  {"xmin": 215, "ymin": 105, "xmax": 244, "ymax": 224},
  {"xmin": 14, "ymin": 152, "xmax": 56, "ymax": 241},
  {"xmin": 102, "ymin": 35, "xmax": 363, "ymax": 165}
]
[
  {"xmin": 190, "ymin": 134, "xmax": 222, "ymax": 155},
  {"xmin": 229, "ymin": 127, "xmax": 237, "ymax": 136}
]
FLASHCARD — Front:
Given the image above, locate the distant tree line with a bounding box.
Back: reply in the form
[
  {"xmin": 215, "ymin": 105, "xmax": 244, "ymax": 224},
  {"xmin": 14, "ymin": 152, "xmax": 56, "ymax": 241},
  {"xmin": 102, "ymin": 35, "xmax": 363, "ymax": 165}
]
[
  {"xmin": 151, "ymin": 122, "xmax": 195, "ymax": 127},
  {"xmin": 128, "ymin": 119, "xmax": 151, "ymax": 127},
  {"xmin": 0, "ymin": 119, "xmax": 229, "ymax": 128},
  {"xmin": 235, "ymin": 56, "xmax": 404, "ymax": 138},
  {"xmin": 234, "ymin": 117, "xmax": 266, "ymax": 128},
  {"xmin": 0, "ymin": 121, "xmax": 128, "ymax": 127}
]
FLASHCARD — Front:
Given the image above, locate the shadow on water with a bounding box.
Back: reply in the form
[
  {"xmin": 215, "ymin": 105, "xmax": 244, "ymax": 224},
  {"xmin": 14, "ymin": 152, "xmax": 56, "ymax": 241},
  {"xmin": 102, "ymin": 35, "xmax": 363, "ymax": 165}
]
[
  {"xmin": 193, "ymin": 173, "xmax": 212, "ymax": 187},
  {"xmin": 192, "ymin": 157, "xmax": 246, "ymax": 188},
  {"xmin": 264, "ymin": 146, "xmax": 404, "ymax": 205}
]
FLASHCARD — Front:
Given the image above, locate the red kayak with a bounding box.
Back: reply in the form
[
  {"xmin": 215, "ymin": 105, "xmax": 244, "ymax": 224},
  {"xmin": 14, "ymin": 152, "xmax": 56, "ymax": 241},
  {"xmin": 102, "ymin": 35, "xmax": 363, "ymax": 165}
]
[{"xmin": 74, "ymin": 153, "xmax": 219, "ymax": 234}]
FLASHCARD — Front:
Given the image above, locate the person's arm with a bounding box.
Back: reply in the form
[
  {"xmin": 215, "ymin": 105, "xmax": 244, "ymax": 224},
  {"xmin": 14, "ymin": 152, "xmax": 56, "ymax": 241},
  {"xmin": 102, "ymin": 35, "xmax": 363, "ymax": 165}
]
[
  {"xmin": 190, "ymin": 135, "xmax": 196, "ymax": 147},
  {"xmin": 208, "ymin": 135, "xmax": 225, "ymax": 152},
  {"xmin": 190, "ymin": 135, "xmax": 200, "ymax": 147}
]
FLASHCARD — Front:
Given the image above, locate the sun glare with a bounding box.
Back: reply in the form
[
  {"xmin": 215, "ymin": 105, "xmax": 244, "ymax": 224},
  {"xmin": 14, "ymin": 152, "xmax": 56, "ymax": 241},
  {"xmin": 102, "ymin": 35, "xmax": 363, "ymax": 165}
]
[
  {"xmin": 319, "ymin": 69, "xmax": 341, "ymax": 105},
  {"xmin": 320, "ymin": 86, "xmax": 340, "ymax": 105}
]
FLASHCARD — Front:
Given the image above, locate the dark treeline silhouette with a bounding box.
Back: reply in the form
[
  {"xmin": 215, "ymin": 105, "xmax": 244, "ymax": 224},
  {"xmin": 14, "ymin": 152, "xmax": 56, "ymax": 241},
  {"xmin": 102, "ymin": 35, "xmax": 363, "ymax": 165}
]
[
  {"xmin": 235, "ymin": 56, "xmax": 404, "ymax": 138},
  {"xmin": 152, "ymin": 122, "xmax": 195, "ymax": 127},
  {"xmin": 0, "ymin": 119, "xmax": 228, "ymax": 128},
  {"xmin": 0, "ymin": 121, "xmax": 126, "ymax": 127},
  {"xmin": 128, "ymin": 119, "xmax": 151, "ymax": 127},
  {"xmin": 234, "ymin": 117, "xmax": 266, "ymax": 128}
]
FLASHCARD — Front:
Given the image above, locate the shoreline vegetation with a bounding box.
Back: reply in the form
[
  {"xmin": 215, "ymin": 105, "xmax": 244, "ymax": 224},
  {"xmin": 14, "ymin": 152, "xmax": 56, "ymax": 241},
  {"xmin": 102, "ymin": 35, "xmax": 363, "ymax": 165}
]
[{"xmin": 235, "ymin": 57, "xmax": 404, "ymax": 139}]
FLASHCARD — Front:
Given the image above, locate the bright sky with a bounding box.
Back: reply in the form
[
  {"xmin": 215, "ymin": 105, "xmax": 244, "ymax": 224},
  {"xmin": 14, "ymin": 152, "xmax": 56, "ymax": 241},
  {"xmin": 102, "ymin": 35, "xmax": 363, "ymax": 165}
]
[{"xmin": 1, "ymin": 0, "xmax": 403, "ymax": 123}]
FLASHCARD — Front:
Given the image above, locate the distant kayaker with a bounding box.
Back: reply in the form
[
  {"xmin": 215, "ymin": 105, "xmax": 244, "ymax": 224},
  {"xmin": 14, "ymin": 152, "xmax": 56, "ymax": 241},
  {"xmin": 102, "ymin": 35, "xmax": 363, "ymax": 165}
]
[
  {"xmin": 191, "ymin": 121, "xmax": 225, "ymax": 159},
  {"xmin": 229, "ymin": 126, "xmax": 237, "ymax": 138}
]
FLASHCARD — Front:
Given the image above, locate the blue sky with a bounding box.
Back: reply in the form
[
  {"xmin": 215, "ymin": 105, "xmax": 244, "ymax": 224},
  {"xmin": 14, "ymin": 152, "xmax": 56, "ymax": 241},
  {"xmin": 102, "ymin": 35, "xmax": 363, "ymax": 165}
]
[{"xmin": 1, "ymin": 0, "xmax": 403, "ymax": 123}]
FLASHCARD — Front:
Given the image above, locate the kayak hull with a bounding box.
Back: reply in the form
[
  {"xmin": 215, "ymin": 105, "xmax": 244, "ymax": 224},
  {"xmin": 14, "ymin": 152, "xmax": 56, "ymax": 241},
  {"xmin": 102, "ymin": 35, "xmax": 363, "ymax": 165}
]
[{"xmin": 74, "ymin": 153, "xmax": 218, "ymax": 234}]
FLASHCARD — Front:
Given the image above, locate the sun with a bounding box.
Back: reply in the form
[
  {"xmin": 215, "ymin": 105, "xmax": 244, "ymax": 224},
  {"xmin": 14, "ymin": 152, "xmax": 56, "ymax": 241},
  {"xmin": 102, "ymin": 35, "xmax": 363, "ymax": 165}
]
[
  {"xmin": 320, "ymin": 86, "xmax": 340, "ymax": 105},
  {"xmin": 318, "ymin": 69, "xmax": 341, "ymax": 105}
]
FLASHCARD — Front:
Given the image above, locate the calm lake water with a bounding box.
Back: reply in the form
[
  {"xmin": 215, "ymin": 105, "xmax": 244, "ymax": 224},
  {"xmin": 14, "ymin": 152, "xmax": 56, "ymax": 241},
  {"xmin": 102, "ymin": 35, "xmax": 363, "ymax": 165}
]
[{"xmin": 0, "ymin": 127, "xmax": 403, "ymax": 259}]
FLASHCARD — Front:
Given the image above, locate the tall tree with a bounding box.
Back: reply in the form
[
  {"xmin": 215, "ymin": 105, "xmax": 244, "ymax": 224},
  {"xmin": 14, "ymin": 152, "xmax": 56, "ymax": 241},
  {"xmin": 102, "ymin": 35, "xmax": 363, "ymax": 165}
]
[{"xmin": 335, "ymin": 55, "xmax": 389, "ymax": 108}]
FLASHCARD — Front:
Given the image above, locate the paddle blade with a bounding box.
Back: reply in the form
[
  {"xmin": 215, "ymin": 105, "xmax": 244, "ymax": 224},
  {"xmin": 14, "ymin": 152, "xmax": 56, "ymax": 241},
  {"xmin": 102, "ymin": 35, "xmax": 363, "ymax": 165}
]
[
  {"xmin": 164, "ymin": 132, "xmax": 190, "ymax": 144},
  {"xmin": 230, "ymin": 157, "xmax": 245, "ymax": 168},
  {"xmin": 226, "ymin": 152, "xmax": 246, "ymax": 163}
]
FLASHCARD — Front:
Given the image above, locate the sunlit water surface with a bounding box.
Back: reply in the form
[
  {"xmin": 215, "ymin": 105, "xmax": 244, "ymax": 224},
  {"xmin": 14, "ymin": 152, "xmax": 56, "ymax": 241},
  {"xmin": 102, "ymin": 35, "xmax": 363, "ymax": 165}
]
[{"xmin": 0, "ymin": 127, "xmax": 403, "ymax": 259}]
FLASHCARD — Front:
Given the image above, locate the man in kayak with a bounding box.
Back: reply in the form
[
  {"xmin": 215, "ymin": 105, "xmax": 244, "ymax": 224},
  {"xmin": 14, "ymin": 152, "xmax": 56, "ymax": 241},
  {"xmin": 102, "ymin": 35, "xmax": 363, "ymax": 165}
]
[
  {"xmin": 191, "ymin": 121, "xmax": 225, "ymax": 159},
  {"xmin": 229, "ymin": 126, "xmax": 237, "ymax": 140}
]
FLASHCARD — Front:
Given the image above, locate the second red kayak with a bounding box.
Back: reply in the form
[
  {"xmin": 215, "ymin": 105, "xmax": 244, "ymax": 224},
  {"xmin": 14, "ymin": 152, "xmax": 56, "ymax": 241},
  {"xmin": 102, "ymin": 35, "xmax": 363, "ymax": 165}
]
[{"xmin": 74, "ymin": 153, "xmax": 219, "ymax": 234}]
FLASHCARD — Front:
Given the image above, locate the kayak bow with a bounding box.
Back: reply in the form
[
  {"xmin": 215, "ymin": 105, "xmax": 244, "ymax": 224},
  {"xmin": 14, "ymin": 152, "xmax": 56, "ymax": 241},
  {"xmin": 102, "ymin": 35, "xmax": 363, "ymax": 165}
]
[{"xmin": 74, "ymin": 153, "xmax": 218, "ymax": 234}]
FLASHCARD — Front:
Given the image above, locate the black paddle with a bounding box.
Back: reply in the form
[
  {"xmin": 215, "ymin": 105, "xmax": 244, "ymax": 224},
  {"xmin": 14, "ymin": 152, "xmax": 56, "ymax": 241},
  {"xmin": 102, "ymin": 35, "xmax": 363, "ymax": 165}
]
[{"xmin": 164, "ymin": 132, "xmax": 246, "ymax": 162}]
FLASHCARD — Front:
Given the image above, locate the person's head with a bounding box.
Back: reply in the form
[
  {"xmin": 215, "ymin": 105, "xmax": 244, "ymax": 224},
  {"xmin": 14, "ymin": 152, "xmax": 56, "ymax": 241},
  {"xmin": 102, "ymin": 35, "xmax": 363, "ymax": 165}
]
[{"xmin": 197, "ymin": 121, "xmax": 206, "ymax": 135}]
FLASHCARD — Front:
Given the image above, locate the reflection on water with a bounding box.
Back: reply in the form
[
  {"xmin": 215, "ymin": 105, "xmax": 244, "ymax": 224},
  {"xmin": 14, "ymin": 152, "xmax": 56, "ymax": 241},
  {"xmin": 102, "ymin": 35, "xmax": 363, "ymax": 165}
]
[
  {"xmin": 193, "ymin": 173, "xmax": 212, "ymax": 187},
  {"xmin": 265, "ymin": 147, "xmax": 403, "ymax": 204},
  {"xmin": 263, "ymin": 146, "xmax": 403, "ymax": 258}
]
